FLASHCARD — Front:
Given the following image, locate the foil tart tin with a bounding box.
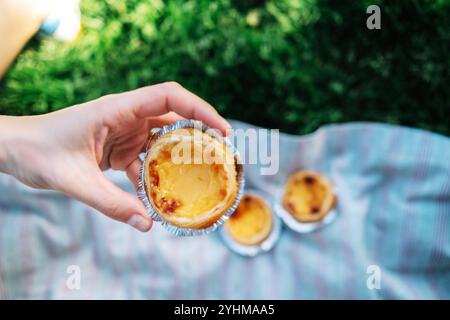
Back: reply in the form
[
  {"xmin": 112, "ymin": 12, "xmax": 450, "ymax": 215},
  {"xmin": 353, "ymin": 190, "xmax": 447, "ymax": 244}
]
[
  {"xmin": 138, "ymin": 119, "xmax": 245, "ymax": 237},
  {"xmin": 274, "ymin": 187, "xmax": 338, "ymax": 233},
  {"xmin": 219, "ymin": 189, "xmax": 282, "ymax": 257}
]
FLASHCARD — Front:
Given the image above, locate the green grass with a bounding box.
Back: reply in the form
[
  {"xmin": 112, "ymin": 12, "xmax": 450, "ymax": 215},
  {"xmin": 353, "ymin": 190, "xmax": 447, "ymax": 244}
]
[{"xmin": 0, "ymin": 0, "xmax": 449, "ymax": 136}]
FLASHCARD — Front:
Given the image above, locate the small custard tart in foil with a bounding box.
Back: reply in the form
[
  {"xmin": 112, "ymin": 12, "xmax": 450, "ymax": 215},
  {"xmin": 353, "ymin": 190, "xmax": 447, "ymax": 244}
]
[
  {"xmin": 224, "ymin": 193, "xmax": 273, "ymax": 245},
  {"xmin": 220, "ymin": 190, "xmax": 281, "ymax": 256},
  {"xmin": 282, "ymin": 170, "xmax": 336, "ymax": 222},
  {"xmin": 140, "ymin": 120, "xmax": 244, "ymax": 236}
]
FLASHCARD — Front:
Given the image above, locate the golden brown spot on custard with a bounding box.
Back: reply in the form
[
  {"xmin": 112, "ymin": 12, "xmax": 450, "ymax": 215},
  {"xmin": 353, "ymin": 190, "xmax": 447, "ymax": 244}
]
[
  {"xmin": 212, "ymin": 164, "xmax": 221, "ymax": 174},
  {"xmin": 149, "ymin": 160, "xmax": 158, "ymax": 173},
  {"xmin": 160, "ymin": 197, "xmax": 181, "ymax": 214},
  {"xmin": 304, "ymin": 176, "xmax": 315, "ymax": 185},
  {"xmin": 160, "ymin": 150, "xmax": 171, "ymax": 160},
  {"xmin": 149, "ymin": 161, "xmax": 160, "ymax": 187},
  {"xmin": 230, "ymin": 207, "xmax": 243, "ymax": 220},
  {"xmin": 152, "ymin": 173, "xmax": 159, "ymax": 187},
  {"xmin": 231, "ymin": 196, "xmax": 253, "ymax": 220},
  {"xmin": 311, "ymin": 206, "xmax": 320, "ymax": 214},
  {"xmin": 219, "ymin": 189, "xmax": 227, "ymax": 199},
  {"xmin": 286, "ymin": 202, "xmax": 295, "ymax": 212}
]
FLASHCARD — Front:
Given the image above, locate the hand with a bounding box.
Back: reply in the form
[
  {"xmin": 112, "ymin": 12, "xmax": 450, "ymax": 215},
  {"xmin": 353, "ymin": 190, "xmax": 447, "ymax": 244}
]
[{"xmin": 0, "ymin": 82, "xmax": 231, "ymax": 232}]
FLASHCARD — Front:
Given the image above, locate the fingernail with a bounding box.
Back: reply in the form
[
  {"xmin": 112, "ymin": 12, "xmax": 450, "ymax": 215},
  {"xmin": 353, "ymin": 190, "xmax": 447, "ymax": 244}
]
[
  {"xmin": 223, "ymin": 123, "xmax": 232, "ymax": 136},
  {"xmin": 126, "ymin": 214, "xmax": 151, "ymax": 232}
]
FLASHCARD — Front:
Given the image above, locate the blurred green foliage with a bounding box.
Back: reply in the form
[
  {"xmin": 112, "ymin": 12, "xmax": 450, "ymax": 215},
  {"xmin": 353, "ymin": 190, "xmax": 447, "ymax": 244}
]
[{"xmin": 0, "ymin": 0, "xmax": 449, "ymax": 135}]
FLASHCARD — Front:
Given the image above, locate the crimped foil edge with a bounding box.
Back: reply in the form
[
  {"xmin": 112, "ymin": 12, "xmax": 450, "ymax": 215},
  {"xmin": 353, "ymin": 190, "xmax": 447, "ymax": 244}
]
[{"xmin": 138, "ymin": 119, "xmax": 245, "ymax": 237}]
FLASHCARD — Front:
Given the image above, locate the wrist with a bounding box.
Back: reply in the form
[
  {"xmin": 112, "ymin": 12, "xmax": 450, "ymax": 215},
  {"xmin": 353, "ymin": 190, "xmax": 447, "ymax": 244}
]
[
  {"xmin": 0, "ymin": 115, "xmax": 35, "ymax": 175},
  {"xmin": 0, "ymin": 114, "xmax": 65, "ymax": 190}
]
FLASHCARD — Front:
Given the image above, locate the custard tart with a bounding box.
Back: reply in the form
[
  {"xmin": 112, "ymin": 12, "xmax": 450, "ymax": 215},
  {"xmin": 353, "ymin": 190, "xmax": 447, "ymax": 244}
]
[
  {"xmin": 282, "ymin": 170, "xmax": 336, "ymax": 222},
  {"xmin": 144, "ymin": 127, "xmax": 238, "ymax": 230},
  {"xmin": 224, "ymin": 193, "xmax": 273, "ymax": 245}
]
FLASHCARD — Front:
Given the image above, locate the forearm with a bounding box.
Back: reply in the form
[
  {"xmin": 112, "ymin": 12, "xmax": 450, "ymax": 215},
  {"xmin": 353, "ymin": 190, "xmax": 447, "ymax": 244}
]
[
  {"xmin": 0, "ymin": 113, "xmax": 56, "ymax": 194},
  {"xmin": 0, "ymin": 116, "xmax": 19, "ymax": 174}
]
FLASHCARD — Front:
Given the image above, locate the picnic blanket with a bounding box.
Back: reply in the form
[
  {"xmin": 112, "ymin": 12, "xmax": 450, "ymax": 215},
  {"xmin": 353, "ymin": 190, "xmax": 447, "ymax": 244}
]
[{"xmin": 0, "ymin": 121, "xmax": 449, "ymax": 299}]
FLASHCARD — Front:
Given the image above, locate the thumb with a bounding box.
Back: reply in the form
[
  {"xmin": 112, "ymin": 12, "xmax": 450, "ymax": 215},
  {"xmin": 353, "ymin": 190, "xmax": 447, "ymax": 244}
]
[{"xmin": 65, "ymin": 169, "xmax": 152, "ymax": 232}]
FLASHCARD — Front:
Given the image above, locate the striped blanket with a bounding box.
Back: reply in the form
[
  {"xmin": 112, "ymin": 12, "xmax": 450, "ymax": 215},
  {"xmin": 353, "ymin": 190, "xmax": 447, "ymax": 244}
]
[{"xmin": 0, "ymin": 121, "xmax": 449, "ymax": 299}]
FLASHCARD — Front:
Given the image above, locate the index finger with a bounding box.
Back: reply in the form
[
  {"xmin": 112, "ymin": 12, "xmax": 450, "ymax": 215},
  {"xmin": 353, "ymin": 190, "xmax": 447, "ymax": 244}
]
[{"xmin": 103, "ymin": 82, "xmax": 231, "ymax": 136}]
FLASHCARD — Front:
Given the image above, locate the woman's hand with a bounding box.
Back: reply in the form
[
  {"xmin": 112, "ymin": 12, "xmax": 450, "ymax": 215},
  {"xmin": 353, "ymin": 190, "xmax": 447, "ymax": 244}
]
[{"xmin": 0, "ymin": 82, "xmax": 231, "ymax": 232}]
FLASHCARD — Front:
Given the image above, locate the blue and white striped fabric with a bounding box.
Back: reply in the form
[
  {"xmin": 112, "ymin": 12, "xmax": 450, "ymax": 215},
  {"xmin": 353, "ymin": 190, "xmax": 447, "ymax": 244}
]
[{"xmin": 0, "ymin": 121, "xmax": 449, "ymax": 299}]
